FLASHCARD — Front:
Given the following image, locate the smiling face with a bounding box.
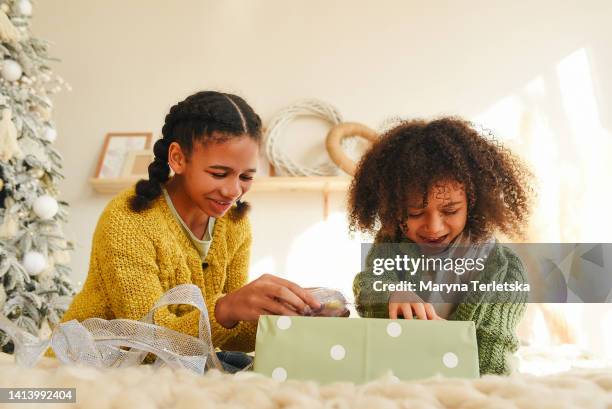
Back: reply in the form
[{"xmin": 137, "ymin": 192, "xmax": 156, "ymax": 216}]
[
  {"xmin": 168, "ymin": 134, "xmax": 259, "ymax": 218},
  {"xmin": 402, "ymin": 180, "xmax": 468, "ymax": 252}
]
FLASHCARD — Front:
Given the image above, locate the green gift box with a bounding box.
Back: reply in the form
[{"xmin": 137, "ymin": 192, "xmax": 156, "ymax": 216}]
[{"xmin": 254, "ymin": 315, "xmax": 479, "ymax": 383}]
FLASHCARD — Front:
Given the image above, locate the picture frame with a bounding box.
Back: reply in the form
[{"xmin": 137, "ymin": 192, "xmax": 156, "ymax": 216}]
[
  {"xmin": 121, "ymin": 149, "xmax": 155, "ymax": 179},
  {"xmin": 94, "ymin": 132, "xmax": 153, "ymax": 178}
]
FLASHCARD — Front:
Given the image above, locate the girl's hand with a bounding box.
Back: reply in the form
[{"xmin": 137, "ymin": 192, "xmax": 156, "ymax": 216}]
[
  {"xmin": 215, "ymin": 274, "xmax": 322, "ymax": 328},
  {"xmin": 388, "ymin": 291, "xmax": 444, "ymax": 320}
]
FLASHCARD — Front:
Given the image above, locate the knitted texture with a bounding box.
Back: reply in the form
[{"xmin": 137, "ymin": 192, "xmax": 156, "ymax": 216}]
[
  {"xmin": 46, "ymin": 187, "xmax": 256, "ymax": 358},
  {"xmin": 353, "ymin": 236, "xmax": 527, "ymax": 376}
]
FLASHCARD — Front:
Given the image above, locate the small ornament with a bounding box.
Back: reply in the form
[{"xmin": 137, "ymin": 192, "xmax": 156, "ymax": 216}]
[
  {"xmin": 43, "ymin": 126, "xmax": 57, "ymax": 142},
  {"xmin": 16, "ymin": 0, "xmax": 32, "ymax": 16},
  {"xmin": 33, "ymin": 194, "xmax": 58, "ymax": 219},
  {"xmin": 23, "ymin": 251, "xmax": 47, "ymax": 275},
  {"xmin": 303, "ymin": 288, "xmax": 350, "ymax": 317},
  {"xmin": 8, "ymin": 304, "xmax": 22, "ymax": 318},
  {"xmin": 1, "ymin": 59, "xmax": 22, "ymax": 82}
]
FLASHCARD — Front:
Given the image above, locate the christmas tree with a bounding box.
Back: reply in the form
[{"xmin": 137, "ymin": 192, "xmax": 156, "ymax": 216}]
[{"xmin": 0, "ymin": 0, "xmax": 74, "ymax": 353}]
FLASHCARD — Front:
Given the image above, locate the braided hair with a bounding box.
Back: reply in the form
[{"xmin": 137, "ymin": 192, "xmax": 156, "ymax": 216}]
[{"xmin": 129, "ymin": 91, "xmax": 262, "ymax": 218}]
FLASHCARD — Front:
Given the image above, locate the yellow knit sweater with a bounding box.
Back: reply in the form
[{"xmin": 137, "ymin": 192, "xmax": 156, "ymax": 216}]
[{"xmin": 46, "ymin": 187, "xmax": 256, "ymax": 357}]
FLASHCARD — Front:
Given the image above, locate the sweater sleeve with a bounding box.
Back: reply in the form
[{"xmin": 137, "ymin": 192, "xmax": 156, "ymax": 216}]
[
  {"xmin": 470, "ymin": 247, "xmax": 528, "ymax": 376},
  {"xmin": 94, "ymin": 209, "xmax": 234, "ymax": 348},
  {"xmin": 474, "ymin": 302, "xmax": 526, "ymax": 375},
  {"xmin": 214, "ymin": 218, "xmax": 258, "ymax": 352}
]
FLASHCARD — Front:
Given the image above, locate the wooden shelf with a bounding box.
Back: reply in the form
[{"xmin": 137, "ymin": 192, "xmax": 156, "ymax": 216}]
[
  {"xmin": 89, "ymin": 176, "xmax": 352, "ymax": 195},
  {"xmin": 89, "ymin": 177, "xmax": 139, "ymax": 194}
]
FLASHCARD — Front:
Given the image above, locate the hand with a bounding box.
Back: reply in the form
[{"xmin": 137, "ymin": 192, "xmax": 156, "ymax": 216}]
[
  {"xmin": 388, "ymin": 291, "xmax": 444, "ymax": 320},
  {"xmin": 215, "ymin": 273, "xmax": 322, "ymax": 328}
]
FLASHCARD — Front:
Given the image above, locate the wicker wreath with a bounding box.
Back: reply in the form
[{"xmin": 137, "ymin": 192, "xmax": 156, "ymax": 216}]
[
  {"xmin": 326, "ymin": 122, "xmax": 379, "ymax": 176},
  {"xmin": 264, "ymin": 99, "xmax": 346, "ymax": 176}
]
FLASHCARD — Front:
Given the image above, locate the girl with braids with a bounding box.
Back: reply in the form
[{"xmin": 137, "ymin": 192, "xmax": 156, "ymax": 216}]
[
  {"xmin": 351, "ymin": 117, "xmax": 534, "ymax": 375},
  {"xmin": 49, "ymin": 91, "xmax": 320, "ymax": 370}
]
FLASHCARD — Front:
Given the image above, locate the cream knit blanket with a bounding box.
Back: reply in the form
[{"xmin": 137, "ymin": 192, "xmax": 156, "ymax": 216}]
[{"xmin": 0, "ymin": 352, "xmax": 610, "ymax": 409}]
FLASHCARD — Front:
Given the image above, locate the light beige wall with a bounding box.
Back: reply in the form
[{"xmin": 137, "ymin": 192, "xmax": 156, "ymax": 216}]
[{"xmin": 32, "ymin": 1, "xmax": 612, "ymax": 354}]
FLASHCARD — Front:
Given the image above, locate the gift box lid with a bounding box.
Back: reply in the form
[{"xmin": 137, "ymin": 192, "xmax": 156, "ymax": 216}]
[{"xmin": 254, "ymin": 315, "xmax": 479, "ymax": 383}]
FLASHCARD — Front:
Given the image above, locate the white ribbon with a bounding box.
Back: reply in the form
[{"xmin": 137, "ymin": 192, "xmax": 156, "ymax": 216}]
[{"xmin": 0, "ymin": 284, "xmax": 223, "ymax": 374}]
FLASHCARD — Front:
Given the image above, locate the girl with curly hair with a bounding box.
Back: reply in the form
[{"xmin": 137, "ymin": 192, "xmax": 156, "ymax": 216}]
[
  {"xmin": 47, "ymin": 91, "xmax": 320, "ymax": 371},
  {"xmin": 351, "ymin": 117, "xmax": 534, "ymax": 375}
]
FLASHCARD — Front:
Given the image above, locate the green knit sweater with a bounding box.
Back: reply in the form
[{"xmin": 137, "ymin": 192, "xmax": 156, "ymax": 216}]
[{"xmin": 353, "ymin": 235, "xmax": 527, "ymax": 376}]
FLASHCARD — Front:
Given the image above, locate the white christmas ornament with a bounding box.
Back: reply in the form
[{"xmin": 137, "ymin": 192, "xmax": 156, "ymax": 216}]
[
  {"xmin": 33, "ymin": 195, "xmax": 58, "ymax": 219},
  {"xmin": 1, "ymin": 59, "xmax": 22, "ymax": 81},
  {"xmin": 44, "ymin": 126, "xmax": 57, "ymax": 142},
  {"xmin": 17, "ymin": 0, "xmax": 32, "ymax": 16},
  {"xmin": 23, "ymin": 251, "xmax": 47, "ymax": 275}
]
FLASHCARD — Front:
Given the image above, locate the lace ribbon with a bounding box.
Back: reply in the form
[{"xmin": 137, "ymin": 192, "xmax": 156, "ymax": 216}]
[{"xmin": 0, "ymin": 284, "xmax": 223, "ymax": 374}]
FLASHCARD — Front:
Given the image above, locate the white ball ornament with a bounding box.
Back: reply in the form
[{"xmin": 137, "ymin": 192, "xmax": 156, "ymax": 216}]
[
  {"xmin": 44, "ymin": 126, "xmax": 57, "ymax": 142},
  {"xmin": 17, "ymin": 0, "xmax": 32, "ymax": 16},
  {"xmin": 33, "ymin": 195, "xmax": 58, "ymax": 219},
  {"xmin": 1, "ymin": 60, "xmax": 23, "ymax": 82},
  {"xmin": 23, "ymin": 251, "xmax": 47, "ymax": 275}
]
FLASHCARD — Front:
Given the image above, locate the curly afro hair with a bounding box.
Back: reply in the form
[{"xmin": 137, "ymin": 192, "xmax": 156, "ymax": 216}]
[{"xmin": 348, "ymin": 117, "xmax": 535, "ymax": 243}]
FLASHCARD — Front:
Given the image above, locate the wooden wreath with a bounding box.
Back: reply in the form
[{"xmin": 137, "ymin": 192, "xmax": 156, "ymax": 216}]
[{"xmin": 325, "ymin": 122, "xmax": 379, "ymax": 176}]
